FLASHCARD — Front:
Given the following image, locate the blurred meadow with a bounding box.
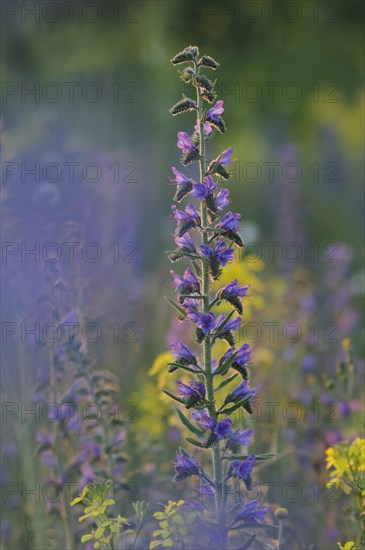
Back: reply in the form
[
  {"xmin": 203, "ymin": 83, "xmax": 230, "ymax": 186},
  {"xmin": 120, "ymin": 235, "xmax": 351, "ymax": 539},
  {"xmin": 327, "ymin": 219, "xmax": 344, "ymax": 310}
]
[{"xmin": 1, "ymin": 1, "xmax": 364, "ymax": 549}]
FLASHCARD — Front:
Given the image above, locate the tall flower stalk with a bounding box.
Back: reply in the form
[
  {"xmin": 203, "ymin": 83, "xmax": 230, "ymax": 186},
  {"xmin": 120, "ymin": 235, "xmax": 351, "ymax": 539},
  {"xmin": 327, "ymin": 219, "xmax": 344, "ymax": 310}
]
[{"xmin": 162, "ymin": 46, "xmax": 272, "ymax": 549}]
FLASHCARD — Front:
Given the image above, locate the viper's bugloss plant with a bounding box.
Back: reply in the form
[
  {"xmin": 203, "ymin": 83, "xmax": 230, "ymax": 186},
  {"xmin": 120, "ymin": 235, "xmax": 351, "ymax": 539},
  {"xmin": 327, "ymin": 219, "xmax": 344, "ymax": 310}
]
[{"xmin": 153, "ymin": 46, "xmax": 276, "ymax": 550}]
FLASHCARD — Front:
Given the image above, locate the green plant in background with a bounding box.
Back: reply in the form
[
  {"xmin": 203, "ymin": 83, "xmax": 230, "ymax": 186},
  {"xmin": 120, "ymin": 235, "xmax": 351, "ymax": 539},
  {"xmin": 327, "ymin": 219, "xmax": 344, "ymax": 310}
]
[
  {"xmin": 326, "ymin": 438, "xmax": 365, "ymax": 544},
  {"xmin": 71, "ymin": 479, "xmax": 151, "ymax": 549}
]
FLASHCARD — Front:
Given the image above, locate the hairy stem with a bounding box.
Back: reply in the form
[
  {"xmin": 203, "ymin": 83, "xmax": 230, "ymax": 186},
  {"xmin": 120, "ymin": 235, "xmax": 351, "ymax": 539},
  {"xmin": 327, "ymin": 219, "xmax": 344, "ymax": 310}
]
[{"xmin": 195, "ymin": 61, "xmax": 227, "ymax": 547}]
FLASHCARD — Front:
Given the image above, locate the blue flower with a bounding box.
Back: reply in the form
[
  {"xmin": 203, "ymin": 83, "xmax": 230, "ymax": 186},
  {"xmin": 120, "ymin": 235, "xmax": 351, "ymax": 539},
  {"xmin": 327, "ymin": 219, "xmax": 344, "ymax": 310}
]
[
  {"xmin": 217, "ymin": 211, "xmax": 241, "ymax": 232},
  {"xmin": 221, "ymin": 280, "xmax": 250, "ymax": 297},
  {"xmin": 176, "ymin": 379, "xmax": 206, "ymax": 408},
  {"xmin": 172, "ymin": 204, "xmax": 201, "ymax": 236},
  {"xmin": 229, "ymin": 454, "xmax": 256, "ymax": 484},
  {"xmin": 170, "ymin": 166, "xmax": 191, "ymax": 184},
  {"xmin": 215, "ymin": 241, "xmax": 235, "ymax": 266},
  {"xmin": 215, "ymin": 313, "xmax": 242, "ymax": 333},
  {"xmin": 194, "ymin": 120, "xmax": 212, "ymax": 136},
  {"xmin": 192, "ymin": 176, "xmax": 216, "ymax": 201},
  {"xmin": 224, "ymin": 380, "xmax": 257, "ymax": 410},
  {"xmin": 226, "ymin": 428, "xmax": 253, "ymax": 451},
  {"xmin": 219, "ymin": 147, "xmax": 233, "ymax": 165},
  {"xmin": 174, "ymin": 234, "xmax": 196, "ymax": 253},
  {"xmin": 213, "ymin": 417, "xmax": 233, "ymax": 440},
  {"xmin": 235, "ymin": 343, "xmax": 252, "ymax": 365},
  {"xmin": 191, "ymin": 409, "xmax": 216, "ymax": 431},
  {"xmin": 197, "ymin": 312, "xmax": 216, "ymax": 334},
  {"xmin": 170, "ymin": 342, "xmax": 197, "ymax": 365},
  {"xmin": 216, "ymin": 188, "xmax": 230, "ymax": 210},
  {"xmin": 207, "ymin": 100, "xmax": 224, "ymax": 122},
  {"xmin": 233, "ymin": 500, "xmax": 269, "ymax": 524},
  {"xmin": 174, "ymin": 452, "xmax": 200, "ymax": 481},
  {"xmin": 177, "ymin": 132, "xmax": 196, "ymax": 154},
  {"xmin": 170, "ymin": 268, "xmax": 200, "ymax": 294},
  {"xmin": 201, "ymin": 241, "xmax": 234, "ymax": 267}
]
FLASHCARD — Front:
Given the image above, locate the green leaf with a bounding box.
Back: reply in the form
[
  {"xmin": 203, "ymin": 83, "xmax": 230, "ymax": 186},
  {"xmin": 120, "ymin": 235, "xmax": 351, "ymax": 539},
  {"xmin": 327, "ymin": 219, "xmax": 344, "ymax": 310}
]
[
  {"xmin": 236, "ymin": 534, "xmax": 256, "ymax": 550},
  {"xmin": 163, "ymin": 390, "xmax": 185, "ymax": 405},
  {"xmin": 165, "ymin": 297, "xmax": 187, "ymax": 319},
  {"xmin": 214, "ymin": 373, "xmax": 238, "ymax": 391},
  {"xmin": 175, "ymin": 407, "xmax": 204, "ymax": 437},
  {"xmin": 186, "ymin": 437, "xmax": 205, "ymax": 448},
  {"xmin": 81, "ymin": 534, "xmax": 94, "ymax": 543},
  {"xmin": 219, "ymin": 395, "xmax": 252, "ymax": 415},
  {"xmin": 223, "ymin": 453, "xmax": 276, "ymax": 461},
  {"xmin": 232, "ymin": 522, "xmax": 278, "ymax": 531}
]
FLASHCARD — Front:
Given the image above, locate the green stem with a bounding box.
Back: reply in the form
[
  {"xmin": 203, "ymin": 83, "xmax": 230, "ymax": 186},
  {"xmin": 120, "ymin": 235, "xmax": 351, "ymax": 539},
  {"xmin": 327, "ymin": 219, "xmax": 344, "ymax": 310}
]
[{"xmin": 194, "ymin": 61, "xmax": 227, "ymax": 548}]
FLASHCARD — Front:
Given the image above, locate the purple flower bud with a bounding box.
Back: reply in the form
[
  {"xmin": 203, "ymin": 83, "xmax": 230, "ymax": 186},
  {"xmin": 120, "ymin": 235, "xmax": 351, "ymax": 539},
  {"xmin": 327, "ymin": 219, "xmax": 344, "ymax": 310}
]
[
  {"xmin": 170, "ymin": 268, "xmax": 200, "ymax": 294},
  {"xmin": 235, "ymin": 343, "xmax": 252, "ymax": 366}
]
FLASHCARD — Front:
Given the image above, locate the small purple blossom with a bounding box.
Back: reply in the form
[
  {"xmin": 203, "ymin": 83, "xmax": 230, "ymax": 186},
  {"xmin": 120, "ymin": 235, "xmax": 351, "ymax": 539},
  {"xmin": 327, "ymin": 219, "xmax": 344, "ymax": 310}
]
[
  {"xmin": 229, "ymin": 454, "xmax": 256, "ymax": 481},
  {"xmin": 192, "ymin": 176, "xmax": 216, "ymax": 201},
  {"xmin": 235, "ymin": 343, "xmax": 252, "ymax": 366},
  {"xmin": 213, "ymin": 417, "xmax": 233, "ymax": 440},
  {"xmin": 170, "ymin": 167, "xmax": 191, "ymax": 184},
  {"xmin": 177, "ymin": 132, "xmax": 195, "ymax": 154},
  {"xmin": 233, "ymin": 500, "xmax": 269, "ymax": 524},
  {"xmin": 174, "ymin": 452, "xmax": 200, "ymax": 481},
  {"xmin": 222, "ymin": 280, "xmax": 250, "ymax": 297},
  {"xmin": 216, "ymin": 188, "xmax": 230, "ymax": 210},
  {"xmin": 197, "ymin": 312, "xmax": 216, "ymax": 334},
  {"xmin": 191, "ymin": 409, "xmax": 216, "ymax": 431},
  {"xmin": 215, "ymin": 313, "xmax": 242, "ymax": 333},
  {"xmin": 174, "ymin": 234, "xmax": 196, "ymax": 253},
  {"xmin": 170, "ymin": 268, "xmax": 200, "ymax": 294},
  {"xmin": 194, "ymin": 120, "xmax": 212, "ymax": 136},
  {"xmin": 219, "ymin": 148, "xmax": 233, "ymax": 165},
  {"xmin": 200, "ymin": 241, "xmax": 234, "ymax": 266},
  {"xmin": 227, "ymin": 428, "xmax": 254, "ymax": 449},
  {"xmin": 176, "ymin": 379, "xmax": 205, "ymax": 401},
  {"xmin": 226, "ymin": 380, "xmax": 257, "ymax": 405},
  {"xmin": 217, "ymin": 211, "xmax": 241, "ymax": 232},
  {"xmin": 171, "ymin": 203, "xmax": 200, "ymax": 224},
  {"xmin": 207, "ymin": 100, "xmax": 224, "ymax": 122},
  {"xmin": 171, "ymin": 342, "xmax": 197, "ymax": 365}
]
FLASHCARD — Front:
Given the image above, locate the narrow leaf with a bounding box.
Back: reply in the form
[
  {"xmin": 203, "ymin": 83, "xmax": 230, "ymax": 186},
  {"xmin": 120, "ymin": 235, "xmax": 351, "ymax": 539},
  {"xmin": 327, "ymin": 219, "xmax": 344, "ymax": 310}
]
[{"xmin": 175, "ymin": 407, "xmax": 204, "ymax": 437}]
